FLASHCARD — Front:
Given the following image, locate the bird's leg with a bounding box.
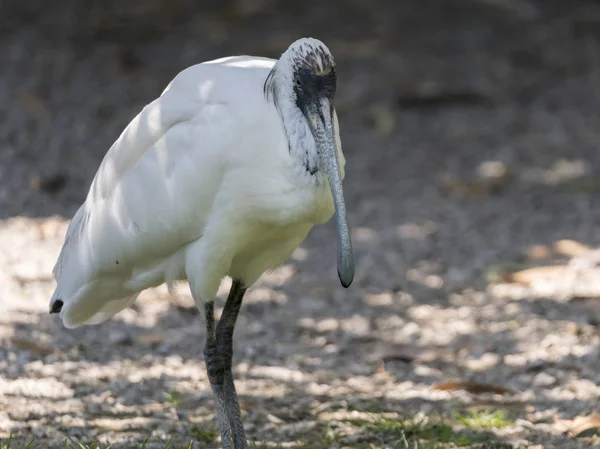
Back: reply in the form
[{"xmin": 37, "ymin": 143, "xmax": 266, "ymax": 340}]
[
  {"xmin": 215, "ymin": 280, "xmax": 247, "ymax": 449},
  {"xmin": 203, "ymin": 300, "xmax": 234, "ymax": 449},
  {"xmin": 203, "ymin": 280, "xmax": 248, "ymax": 449}
]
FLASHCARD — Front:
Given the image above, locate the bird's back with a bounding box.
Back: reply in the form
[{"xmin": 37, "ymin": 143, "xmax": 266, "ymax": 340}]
[{"xmin": 51, "ymin": 55, "xmax": 282, "ymax": 328}]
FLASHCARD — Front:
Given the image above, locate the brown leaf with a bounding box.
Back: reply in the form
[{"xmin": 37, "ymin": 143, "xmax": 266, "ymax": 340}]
[
  {"xmin": 136, "ymin": 332, "xmax": 171, "ymax": 345},
  {"xmin": 382, "ymin": 346, "xmax": 453, "ymax": 364},
  {"xmin": 485, "ymin": 262, "xmax": 530, "ymax": 284},
  {"xmin": 376, "ymin": 360, "xmax": 387, "ymax": 375},
  {"xmin": 439, "ymin": 175, "xmax": 507, "ymax": 198},
  {"xmin": 431, "ymin": 379, "xmax": 518, "ymax": 395},
  {"xmin": 526, "ymin": 244, "xmax": 551, "ymax": 260},
  {"xmin": 554, "ymin": 240, "xmax": 592, "ymax": 258},
  {"xmin": 136, "ymin": 325, "xmax": 199, "ymax": 345},
  {"xmin": 91, "ymin": 416, "xmax": 158, "ymax": 431},
  {"xmin": 556, "ymin": 411, "xmax": 600, "ymax": 437},
  {"xmin": 30, "ymin": 173, "xmax": 68, "ymax": 194},
  {"xmin": 439, "ymin": 162, "xmax": 508, "ymax": 198},
  {"xmin": 503, "ymin": 265, "xmax": 570, "ymax": 285},
  {"xmin": 16, "ymin": 93, "xmax": 47, "ymax": 115},
  {"xmin": 439, "ymin": 178, "xmax": 493, "ymax": 198},
  {"xmin": 11, "ymin": 337, "xmax": 54, "ymax": 356}
]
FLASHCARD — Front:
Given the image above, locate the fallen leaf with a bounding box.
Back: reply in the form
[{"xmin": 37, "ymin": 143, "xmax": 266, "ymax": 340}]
[
  {"xmin": 485, "ymin": 262, "xmax": 531, "ymax": 284},
  {"xmin": 11, "ymin": 338, "xmax": 54, "ymax": 356},
  {"xmin": 526, "ymin": 244, "xmax": 551, "ymax": 260},
  {"xmin": 554, "ymin": 240, "xmax": 591, "ymax": 258},
  {"xmin": 375, "ymin": 360, "xmax": 388, "ymax": 375},
  {"xmin": 439, "ymin": 161, "xmax": 509, "ymax": 198},
  {"xmin": 136, "ymin": 332, "xmax": 171, "ymax": 345},
  {"xmin": 431, "ymin": 379, "xmax": 518, "ymax": 395},
  {"xmin": 555, "ymin": 411, "xmax": 600, "ymax": 437},
  {"xmin": 504, "ymin": 265, "xmax": 570, "ymax": 285},
  {"xmin": 438, "ymin": 175, "xmax": 506, "ymax": 198},
  {"xmin": 382, "ymin": 346, "xmax": 453, "ymax": 364},
  {"xmin": 17, "ymin": 93, "xmax": 47, "ymax": 115},
  {"xmin": 136, "ymin": 325, "xmax": 199, "ymax": 345},
  {"xmin": 30, "ymin": 173, "xmax": 68, "ymax": 194},
  {"xmin": 439, "ymin": 178, "xmax": 494, "ymax": 197},
  {"xmin": 91, "ymin": 416, "xmax": 157, "ymax": 431},
  {"xmin": 266, "ymin": 413, "xmax": 285, "ymax": 424}
]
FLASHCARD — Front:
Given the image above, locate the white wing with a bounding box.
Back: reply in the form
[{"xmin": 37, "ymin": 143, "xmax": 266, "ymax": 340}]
[{"xmin": 52, "ymin": 56, "xmax": 276, "ymax": 327}]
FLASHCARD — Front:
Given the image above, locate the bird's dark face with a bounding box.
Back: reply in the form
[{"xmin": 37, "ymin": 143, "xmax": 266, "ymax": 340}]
[
  {"xmin": 293, "ymin": 66, "xmax": 336, "ymax": 114},
  {"xmin": 292, "ymin": 48, "xmax": 336, "ymax": 115}
]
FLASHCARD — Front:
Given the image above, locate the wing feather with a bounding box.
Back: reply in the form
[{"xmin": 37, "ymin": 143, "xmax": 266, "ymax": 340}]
[
  {"xmin": 51, "ymin": 66, "xmax": 244, "ymax": 324},
  {"xmin": 51, "ymin": 56, "xmax": 275, "ymax": 327}
]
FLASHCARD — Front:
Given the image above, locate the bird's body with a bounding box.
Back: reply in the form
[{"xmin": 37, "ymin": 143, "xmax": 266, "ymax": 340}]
[
  {"xmin": 52, "ymin": 55, "xmax": 344, "ymax": 328},
  {"xmin": 51, "ymin": 38, "xmax": 353, "ymax": 449}
]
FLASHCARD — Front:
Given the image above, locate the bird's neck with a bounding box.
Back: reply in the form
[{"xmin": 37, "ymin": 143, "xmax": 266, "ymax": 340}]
[
  {"xmin": 284, "ymin": 110, "xmax": 321, "ymax": 178},
  {"xmin": 264, "ymin": 70, "xmax": 323, "ymax": 181},
  {"xmin": 279, "ymin": 105, "xmax": 323, "ymax": 183}
]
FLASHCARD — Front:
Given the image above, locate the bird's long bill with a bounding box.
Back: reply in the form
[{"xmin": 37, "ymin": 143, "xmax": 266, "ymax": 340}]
[{"xmin": 307, "ymin": 98, "xmax": 354, "ymax": 288}]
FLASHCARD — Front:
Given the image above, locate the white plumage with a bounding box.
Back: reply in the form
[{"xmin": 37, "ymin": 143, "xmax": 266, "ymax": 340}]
[
  {"xmin": 51, "ymin": 42, "xmax": 348, "ymax": 328},
  {"xmin": 51, "ymin": 38, "xmax": 353, "ymax": 448}
]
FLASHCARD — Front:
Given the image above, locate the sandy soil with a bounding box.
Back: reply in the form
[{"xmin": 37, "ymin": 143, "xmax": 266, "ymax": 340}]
[{"xmin": 2, "ymin": 0, "xmax": 600, "ymax": 447}]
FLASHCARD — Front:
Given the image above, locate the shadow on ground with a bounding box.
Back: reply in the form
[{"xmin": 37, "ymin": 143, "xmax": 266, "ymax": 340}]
[{"xmin": 2, "ymin": 0, "xmax": 600, "ymax": 447}]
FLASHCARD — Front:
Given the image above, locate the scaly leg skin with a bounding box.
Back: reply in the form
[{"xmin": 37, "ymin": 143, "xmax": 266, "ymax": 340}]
[
  {"xmin": 216, "ymin": 281, "xmax": 247, "ymax": 449},
  {"xmin": 203, "ymin": 280, "xmax": 248, "ymax": 449},
  {"xmin": 204, "ymin": 300, "xmax": 234, "ymax": 449}
]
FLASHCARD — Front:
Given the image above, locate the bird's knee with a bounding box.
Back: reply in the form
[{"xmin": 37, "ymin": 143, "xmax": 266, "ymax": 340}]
[
  {"xmin": 205, "ymin": 357, "xmax": 227, "ymax": 385},
  {"xmin": 204, "ymin": 341, "xmax": 228, "ymax": 385}
]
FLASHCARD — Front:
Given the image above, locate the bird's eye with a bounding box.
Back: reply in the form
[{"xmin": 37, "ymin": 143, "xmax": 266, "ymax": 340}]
[{"xmin": 295, "ymin": 79, "xmax": 302, "ymax": 87}]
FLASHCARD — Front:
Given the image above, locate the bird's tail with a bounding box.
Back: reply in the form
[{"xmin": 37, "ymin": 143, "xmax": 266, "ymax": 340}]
[
  {"xmin": 49, "ymin": 204, "xmax": 139, "ymax": 328},
  {"xmin": 51, "ymin": 279, "xmax": 139, "ymax": 329},
  {"xmin": 49, "ymin": 204, "xmax": 86, "ymax": 320}
]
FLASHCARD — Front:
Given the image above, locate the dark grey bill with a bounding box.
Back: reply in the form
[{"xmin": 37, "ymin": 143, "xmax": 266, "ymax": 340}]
[{"xmin": 308, "ymin": 98, "xmax": 354, "ymax": 288}]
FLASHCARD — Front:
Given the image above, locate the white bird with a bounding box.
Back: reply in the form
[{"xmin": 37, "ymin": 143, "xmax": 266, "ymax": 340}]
[{"xmin": 50, "ymin": 37, "xmax": 354, "ymax": 448}]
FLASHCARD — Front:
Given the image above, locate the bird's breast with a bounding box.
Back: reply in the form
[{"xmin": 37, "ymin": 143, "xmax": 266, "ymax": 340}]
[
  {"xmin": 307, "ymin": 179, "xmax": 336, "ymax": 224},
  {"xmin": 266, "ymin": 170, "xmax": 336, "ymax": 226}
]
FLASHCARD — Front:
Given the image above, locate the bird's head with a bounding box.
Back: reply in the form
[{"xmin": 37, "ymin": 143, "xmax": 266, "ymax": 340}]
[
  {"xmin": 265, "ymin": 38, "xmax": 336, "ymax": 113},
  {"xmin": 265, "ymin": 38, "xmax": 354, "ymax": 288}
]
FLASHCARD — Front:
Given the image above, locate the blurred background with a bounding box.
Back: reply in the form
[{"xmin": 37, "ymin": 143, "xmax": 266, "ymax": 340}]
[{"xmin": 2, "ymin": 0, "xmax": 600, "ymax": 447}]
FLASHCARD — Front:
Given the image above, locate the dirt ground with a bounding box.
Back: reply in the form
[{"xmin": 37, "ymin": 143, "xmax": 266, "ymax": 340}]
[{"xmin": 3, "ymin": 0, "xmax": 600, "ymax": 447}]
